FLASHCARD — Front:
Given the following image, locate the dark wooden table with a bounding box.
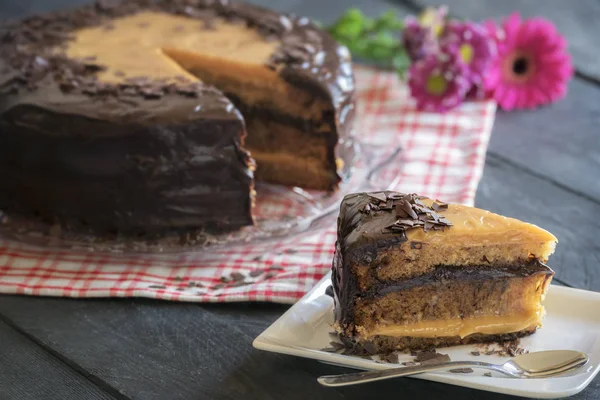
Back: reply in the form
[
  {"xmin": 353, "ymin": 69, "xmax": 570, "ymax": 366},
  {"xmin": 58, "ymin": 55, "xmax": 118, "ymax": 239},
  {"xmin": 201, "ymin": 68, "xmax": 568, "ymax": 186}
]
[{"xmin": 1, "ymin": 0, "xmax": 599, "ymax": 399}]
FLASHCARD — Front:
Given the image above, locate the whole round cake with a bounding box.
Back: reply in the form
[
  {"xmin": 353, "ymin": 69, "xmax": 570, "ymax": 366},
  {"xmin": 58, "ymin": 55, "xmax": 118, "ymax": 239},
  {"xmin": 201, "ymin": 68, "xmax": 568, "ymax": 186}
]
[{"xmin": 0, "ymin": 0, "xmax": 355, "ymax": 235}]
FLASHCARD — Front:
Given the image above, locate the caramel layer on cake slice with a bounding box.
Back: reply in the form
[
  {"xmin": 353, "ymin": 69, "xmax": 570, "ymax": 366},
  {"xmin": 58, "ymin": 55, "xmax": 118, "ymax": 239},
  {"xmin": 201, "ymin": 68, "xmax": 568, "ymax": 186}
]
[{"xmin": 332, "ymin": 191, "xmax": 557, "ymax": 354}]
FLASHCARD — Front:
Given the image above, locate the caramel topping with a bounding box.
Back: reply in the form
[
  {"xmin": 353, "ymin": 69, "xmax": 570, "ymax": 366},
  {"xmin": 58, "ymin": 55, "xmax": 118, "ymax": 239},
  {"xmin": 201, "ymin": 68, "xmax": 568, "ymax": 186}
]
[
  {"xmin": 406, "ymin": 198, "xmax": 558, "ymax": 246},
  {"xmin": 65, "ymin": 11, "xmax": 279, "ymax": 83},
  {"xmin": 339, "ymin": 192, "xmax": 557, "ymax": 261}
]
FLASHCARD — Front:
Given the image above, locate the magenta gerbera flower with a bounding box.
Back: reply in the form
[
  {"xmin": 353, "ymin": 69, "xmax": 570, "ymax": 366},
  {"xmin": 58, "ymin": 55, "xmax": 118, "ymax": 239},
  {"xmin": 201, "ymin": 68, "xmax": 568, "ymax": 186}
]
[
  {"xmin": 484, "ymin": 13, "xmax": 573, "ymax": 110},
  {"xmin": 408, "ymin": 53, "xmax": 470, "ymax": 112},
  {"xmin": 441, "ymin": 21, "xmax": 495, "ymax": 78}
]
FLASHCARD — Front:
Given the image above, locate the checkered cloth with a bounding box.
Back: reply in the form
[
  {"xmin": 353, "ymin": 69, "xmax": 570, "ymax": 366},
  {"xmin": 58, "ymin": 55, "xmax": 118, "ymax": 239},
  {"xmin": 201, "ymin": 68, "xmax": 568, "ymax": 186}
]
[{"xmin": 0, "ymin": 67, "xmax": 496, "ymax": 303}]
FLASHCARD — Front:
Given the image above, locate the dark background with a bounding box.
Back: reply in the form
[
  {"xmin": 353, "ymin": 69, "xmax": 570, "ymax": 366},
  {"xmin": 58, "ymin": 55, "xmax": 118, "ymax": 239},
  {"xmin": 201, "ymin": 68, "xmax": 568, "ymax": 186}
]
[{"xmin": 1, "ymin": 0, "xmax": 599, "ymax": 399}]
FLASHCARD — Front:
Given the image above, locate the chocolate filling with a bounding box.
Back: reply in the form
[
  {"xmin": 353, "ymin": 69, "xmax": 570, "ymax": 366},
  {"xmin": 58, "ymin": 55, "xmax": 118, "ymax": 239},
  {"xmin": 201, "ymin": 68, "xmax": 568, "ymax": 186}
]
[{"xmin": 332, "ymin": 255, "xmax": 554, "ymax": 327}]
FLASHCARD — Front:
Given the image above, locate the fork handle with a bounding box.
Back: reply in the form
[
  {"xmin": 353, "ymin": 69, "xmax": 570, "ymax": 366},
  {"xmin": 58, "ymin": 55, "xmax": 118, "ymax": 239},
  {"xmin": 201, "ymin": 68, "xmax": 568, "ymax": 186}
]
[{"xmin": 317, "ymin": 361, "xmax": 506, "ymax": 387}]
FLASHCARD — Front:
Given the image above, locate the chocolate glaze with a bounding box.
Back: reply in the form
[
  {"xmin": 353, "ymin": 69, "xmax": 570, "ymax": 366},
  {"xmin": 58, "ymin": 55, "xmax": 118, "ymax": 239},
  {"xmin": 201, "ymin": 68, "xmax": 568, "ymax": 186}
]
[
  {"xmin": 0, "ymin": 80, "xmax": 254, "ymax": 233},
  {"xmin": 0, "ymin": 0, "xmax": 355, "ymax": 234}
]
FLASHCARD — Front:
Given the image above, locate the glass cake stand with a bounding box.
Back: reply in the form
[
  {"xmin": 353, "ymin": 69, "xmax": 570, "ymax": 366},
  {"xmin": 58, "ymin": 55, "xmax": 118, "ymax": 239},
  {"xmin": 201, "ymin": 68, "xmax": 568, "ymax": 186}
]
[{"xmin": 0, "ymin": 139, "xmax": 402, "ymax": 254}]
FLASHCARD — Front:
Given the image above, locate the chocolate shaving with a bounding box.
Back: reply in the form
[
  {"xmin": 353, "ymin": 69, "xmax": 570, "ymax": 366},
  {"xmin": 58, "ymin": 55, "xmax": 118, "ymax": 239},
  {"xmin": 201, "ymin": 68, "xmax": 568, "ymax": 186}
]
[
  {"xmin": 432, "ymin": 200, "xmax": 448, "ymax": 212},
  {"xmin": 382, "ymin": 353, "xmax": 399, "ymax": 363},
  {"xmin": 402, "ymin": 361, "xmax": 419, "ymax": 367},
  {"xmin": 329, "ymin": 341, "xmax": 345, "ymax": 350},
  {"xmin": 449, "ymin": 368, "xmax": 473, "ymax": 374},
  {"xmin": 414, "ymin": 351, "xmax": 451, "ymax": 365},
  {"xmin": 483, "ymin": 372, "xmax": 492, "ymax": 377},
  {"xmin": 324, "ymin": 285, "xmax": 334, "ymax": 297},
  {"xmin": 471, "ymin": 351, "xmax": 480, "ymax": 356},
  {"xmin": 230, "ymin": 272, "xmax": 245, "ymax": 281},
  {"xmin": 148, "ymin": 284, "xmax": 166, "ymax": 289},
  {"xmin": 368, "ymin": 192, "xmax": 387, "ymax": 203},
  {"xmin": 379, "ymin": 193, "xmax": 453, "ymax": 235},
  {"xmin": 249, "ymin": 270, "xmax": 264, "ymax": 278},
  {"xmin": 395, "ymin": 203, "xmax": 408, "ymax": 218}
]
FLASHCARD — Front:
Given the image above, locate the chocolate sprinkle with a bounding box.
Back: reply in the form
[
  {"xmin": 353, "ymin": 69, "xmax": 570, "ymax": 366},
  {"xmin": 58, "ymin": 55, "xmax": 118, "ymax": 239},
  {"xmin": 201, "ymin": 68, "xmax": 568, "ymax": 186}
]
[
  {"xmin": 357, "ymin": 193, "xmax": 454, "ymax": 234},
  {"xmin": 471, "ymin": 351, "xmax": 481, "ymax": 356},
  {"xmin": 230, "ymin": 272, "xmax": 245, "ymax": 281},
  {"xmin": 483, "ymin": 372, "xmax": 492, "ymax": 377},
  {"xmin": 449, "ymin": 368, "xmax": 473, "ymax": 374},
  {"xmin": 382, "ymin": 353, "xmax": 399, "ymax": 363},
  {"xmin": 432, "ymin": 200, "xmax": 448, "ymax": 212},
  {"xmin": 414, "ymin": 351, "xmax": 451, "ymax": 365},
  {"xmin": 324, "ymin": 285, "xmax": 334, "ymax": 297},
  {"xmin": 249, "ymin": 270, "xmax": 264, "ymax": 278},
  {"xmin": 402, "ymin": 361, "xmax": 419, "ymax": 367}
]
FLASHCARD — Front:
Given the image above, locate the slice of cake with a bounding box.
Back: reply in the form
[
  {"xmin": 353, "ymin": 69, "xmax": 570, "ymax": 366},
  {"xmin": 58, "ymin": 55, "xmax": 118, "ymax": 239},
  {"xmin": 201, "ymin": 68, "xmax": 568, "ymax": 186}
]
[
  {"xmin": 332, "ymin": 191, "xmax": 557, "ymax": 354},
  {"xmin": 0, "ymin": 0, "xmax": 354, "ymax": 234}
]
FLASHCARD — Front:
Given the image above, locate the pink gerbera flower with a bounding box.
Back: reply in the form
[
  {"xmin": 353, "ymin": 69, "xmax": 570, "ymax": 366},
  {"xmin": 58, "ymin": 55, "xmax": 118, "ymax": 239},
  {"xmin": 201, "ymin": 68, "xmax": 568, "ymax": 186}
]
[
  {"xmin": 484, "ymin": 13, "xmax": 573, "ymax": 110},
  {"xmin": 408, "ymin": 53, "xmax": 470, "ymax": 112},
  {"xmin": 441, "ymin": 21, "xmax": 495, "ymax": 78}
]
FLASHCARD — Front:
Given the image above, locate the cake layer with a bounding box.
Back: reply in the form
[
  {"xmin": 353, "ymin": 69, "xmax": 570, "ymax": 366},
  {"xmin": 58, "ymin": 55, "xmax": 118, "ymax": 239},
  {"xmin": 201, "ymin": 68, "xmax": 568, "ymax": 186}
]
[
  {"xmin": 337, "ymin": 192, "xmax": 557, "ymax": 291},
  {"xmin": 234, "ymin": 101, "xmax": 341, "ymax": 189}
]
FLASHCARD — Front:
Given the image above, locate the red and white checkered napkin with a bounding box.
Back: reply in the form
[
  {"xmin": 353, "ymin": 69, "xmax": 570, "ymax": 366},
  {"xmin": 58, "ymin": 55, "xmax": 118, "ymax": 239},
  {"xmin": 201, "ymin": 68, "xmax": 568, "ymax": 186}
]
[{"xmin": 0, "ymin": 67, "xmax": 496, "ymax": 303}]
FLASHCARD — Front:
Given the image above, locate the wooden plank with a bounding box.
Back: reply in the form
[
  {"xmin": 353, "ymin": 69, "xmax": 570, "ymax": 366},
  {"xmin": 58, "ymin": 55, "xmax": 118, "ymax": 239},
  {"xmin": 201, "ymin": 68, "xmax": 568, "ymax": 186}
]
[
  {"xmin": 476, "ymin": 153, "xmax": 600, "ymax": 291},
  {"xmin": 404, "ymin": 0, "xmax": 600, "ymax": 81},
  {"xmin": 487, "ymin": 78, "xmax": 600, "ymax": 203},
  {"xmin": 0, "ymin": 318, "xmax": 115, "ymax": 400},
  {"xmin": 0, "ymin": 298, "xmax": 341, "ymax": 400},
  {"xmin": 1, "ymin": 296, "xmax": 596, "ymax": 400}
]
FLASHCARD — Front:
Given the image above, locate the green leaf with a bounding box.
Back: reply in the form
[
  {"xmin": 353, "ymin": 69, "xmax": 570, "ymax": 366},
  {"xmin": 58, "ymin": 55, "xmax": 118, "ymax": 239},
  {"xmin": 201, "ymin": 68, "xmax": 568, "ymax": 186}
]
[
  {"xmin": 372, "ymin": 10, "xmax": 404, "ymax": 31},
  {"xmin": 325, "ymin": 8, "xmax": 412, "ymax": 73}
]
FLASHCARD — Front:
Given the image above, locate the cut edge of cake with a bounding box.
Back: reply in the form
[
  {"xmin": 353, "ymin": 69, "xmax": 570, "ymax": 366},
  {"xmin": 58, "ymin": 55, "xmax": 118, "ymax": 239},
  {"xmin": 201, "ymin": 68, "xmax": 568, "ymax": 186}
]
[{"xmin": 332, "ymin": 191, "xmax": 557, "ymax": 354}]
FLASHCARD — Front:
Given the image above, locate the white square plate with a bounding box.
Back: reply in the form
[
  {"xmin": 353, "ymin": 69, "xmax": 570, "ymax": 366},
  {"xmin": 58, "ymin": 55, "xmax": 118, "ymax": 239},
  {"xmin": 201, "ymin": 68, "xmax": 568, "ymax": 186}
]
[{"xmin": 253, "ymin": 272, "xmax": 600, "ymax": 398}]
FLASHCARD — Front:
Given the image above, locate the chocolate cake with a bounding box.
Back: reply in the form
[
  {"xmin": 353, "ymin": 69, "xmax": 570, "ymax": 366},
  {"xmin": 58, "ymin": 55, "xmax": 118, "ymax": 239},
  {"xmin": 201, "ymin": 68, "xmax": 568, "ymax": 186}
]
[
  {"xmin": 332, "ymin": 191, "xmax": 557, "ymax": 354},
  {"xmin": 0, "ymin": 0, "xmax": 355, "ymax": 234}
]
